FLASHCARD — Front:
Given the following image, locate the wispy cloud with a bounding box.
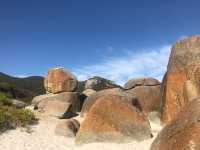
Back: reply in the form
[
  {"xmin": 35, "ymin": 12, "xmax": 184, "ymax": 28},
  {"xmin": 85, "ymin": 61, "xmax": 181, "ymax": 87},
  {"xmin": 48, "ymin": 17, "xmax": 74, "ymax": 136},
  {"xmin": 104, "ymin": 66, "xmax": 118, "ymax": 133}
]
[
  {"xmin": 14, "ymin": 74, "xmax": 29, "ymax": 78},
  {"xmin": 73, "ymin": 45, "xmax": 171, "ymax": 85}
]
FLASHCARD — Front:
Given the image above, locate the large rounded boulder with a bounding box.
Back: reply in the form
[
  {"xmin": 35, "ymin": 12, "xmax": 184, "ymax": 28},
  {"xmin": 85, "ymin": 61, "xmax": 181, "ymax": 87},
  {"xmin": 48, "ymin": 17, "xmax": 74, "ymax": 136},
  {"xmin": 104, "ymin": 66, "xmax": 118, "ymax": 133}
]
[
  {"xmin": 151, "ymin": 98, "xmax": 200, "ymax": 150},
  {"xmin": 80, "ymin": 88, "xmax": 133, "ymax": 116},
  {"xmin": 76, "ymin": 94, "xmax": 152, "ymax": 144},
  {"xmin": 125, "ymin": 84, "xmax": 161, "ymax": 115},
  {"xmin": 161, "ymin": 36, "xmax": 200, "ymax": 124},
  {"xmin": 34, "ymin": 92, "xmax": 80, "ymax": 118},
  {"xmin": 44, "ymin": 67, "xmax": 78, "ymax": 94},
  {"xmin": 124, "ymin": 77, "xmax": 160, "ymax": 90}
]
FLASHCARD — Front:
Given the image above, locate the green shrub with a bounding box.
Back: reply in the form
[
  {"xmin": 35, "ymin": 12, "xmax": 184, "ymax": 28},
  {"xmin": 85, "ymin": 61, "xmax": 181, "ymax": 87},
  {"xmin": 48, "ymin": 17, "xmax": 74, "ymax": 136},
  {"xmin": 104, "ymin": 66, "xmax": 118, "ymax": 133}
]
[
  {"xmin": 0, "ymin": 92, "xmax": 12, "ymax": 106},
  {"xmin": 0, "ymin": 92, "xmax": 7, "ymax": 100},
  {"xmin": 0, "ymin": 106, "xmax": 37, "ymax": 132}
]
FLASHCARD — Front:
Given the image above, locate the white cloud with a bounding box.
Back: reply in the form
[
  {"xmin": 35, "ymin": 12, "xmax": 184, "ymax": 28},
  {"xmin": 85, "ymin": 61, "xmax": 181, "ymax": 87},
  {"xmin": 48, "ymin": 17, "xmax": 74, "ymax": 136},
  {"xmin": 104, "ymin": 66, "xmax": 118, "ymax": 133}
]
[
  {"xmin": 73, "ymin": 45, "xmax": 171, "ymax": 85},
  {"xmin": 14, "ymin": 74, "xmax": 29, "ymax": 78}
]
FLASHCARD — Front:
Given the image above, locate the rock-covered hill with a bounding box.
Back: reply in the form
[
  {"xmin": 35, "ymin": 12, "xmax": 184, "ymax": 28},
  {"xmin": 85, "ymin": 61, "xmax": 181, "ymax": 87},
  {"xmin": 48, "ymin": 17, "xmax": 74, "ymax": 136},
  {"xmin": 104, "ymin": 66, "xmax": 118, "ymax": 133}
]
[{"xmin": 0, "ymin": 72, "xmax": 45, "ymax": 103}]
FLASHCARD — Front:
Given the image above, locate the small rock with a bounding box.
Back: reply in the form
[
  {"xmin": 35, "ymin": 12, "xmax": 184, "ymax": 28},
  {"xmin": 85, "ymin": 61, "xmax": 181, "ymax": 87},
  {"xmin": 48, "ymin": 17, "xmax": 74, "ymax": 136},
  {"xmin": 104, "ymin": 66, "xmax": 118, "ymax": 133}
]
[{"xmin": 12, "ymin": 99, "xmax": 28, "ymax": 109}]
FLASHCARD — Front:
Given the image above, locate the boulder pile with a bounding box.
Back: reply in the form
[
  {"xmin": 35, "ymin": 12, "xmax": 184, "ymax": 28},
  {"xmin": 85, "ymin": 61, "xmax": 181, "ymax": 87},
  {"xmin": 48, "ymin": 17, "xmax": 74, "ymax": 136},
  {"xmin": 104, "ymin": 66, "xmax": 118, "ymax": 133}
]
[
  {"xmin": 32, "ymin": 67, "xmax": 80, "ymax": 118},
  {"xmin": 30, "ymin": 35, "xmax": 200, "ymax": 148},
  {"xmin": 32, "ymin": 67, "xmax": 157, "ymax": 144}
]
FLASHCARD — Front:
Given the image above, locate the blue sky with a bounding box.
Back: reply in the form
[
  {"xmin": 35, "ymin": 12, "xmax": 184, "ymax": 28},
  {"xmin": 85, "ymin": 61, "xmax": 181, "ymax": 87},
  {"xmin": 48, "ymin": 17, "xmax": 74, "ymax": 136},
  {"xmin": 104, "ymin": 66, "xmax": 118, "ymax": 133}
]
[{"xmin": 0, "ymin": 0, "xmax": 200, "ymax": 84}]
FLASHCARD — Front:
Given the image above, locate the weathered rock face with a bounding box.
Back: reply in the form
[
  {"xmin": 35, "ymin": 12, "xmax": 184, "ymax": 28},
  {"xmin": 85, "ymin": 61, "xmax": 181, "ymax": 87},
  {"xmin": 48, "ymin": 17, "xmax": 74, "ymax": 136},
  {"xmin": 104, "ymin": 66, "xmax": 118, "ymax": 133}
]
[
  {"xmin": 82, "ymin": 89, "xmax": 96, "ymax": 97},
  {"xmin": 84, "ymin": 76, "xmax": 121, "ymax": 91},
  {"xmin": 161, "ymin": 36, "xmax": 200, "ymax": 124},
  {"xmin": 55, "ymin": 119, "xmax": 80, "ymax": 137},
  {"xmin": 80, "ymin": 88, "xmax": 134, "ymax": 117},
  {"xmin": 151, "ymin": 98, "xmax": 200, "ymax": 150},
  {"xmin": 183, "ymin": 80, "xmax": 198, "ymax": 102},
  {"xmin": 125, "ymin": 85, "xmax": 161, "ymax": 115},
  {"xmin": 124, "ymin": 77, "xmax": 160, "ymax": 90},
  {"xmin": 32, "ymin": 93, "xmax": 54, "ymax": 106},
  {"xmin": 76, "ymin": 94, "xmax": 152, "ymax": 144},
  {"xmin": 34, "ymin": 92, "xmax": 80, "ymax": 118},
  {"xmin": 44, "ymin": 68, "xmax": 78, "ymax": 94}
]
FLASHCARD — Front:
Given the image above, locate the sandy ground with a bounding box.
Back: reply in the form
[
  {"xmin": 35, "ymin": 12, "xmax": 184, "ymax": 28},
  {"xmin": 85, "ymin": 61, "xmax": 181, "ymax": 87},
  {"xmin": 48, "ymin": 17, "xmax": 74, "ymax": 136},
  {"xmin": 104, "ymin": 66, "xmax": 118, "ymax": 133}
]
[{"xmin": 0, "ymin": 108, "xmax": 163, "ymax": 150}]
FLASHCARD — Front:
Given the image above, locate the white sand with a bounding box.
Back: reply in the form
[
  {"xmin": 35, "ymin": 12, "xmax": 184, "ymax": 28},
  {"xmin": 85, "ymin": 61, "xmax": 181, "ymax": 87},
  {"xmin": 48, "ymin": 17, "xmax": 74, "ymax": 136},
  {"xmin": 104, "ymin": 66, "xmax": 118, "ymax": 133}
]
[{"xmin": 0, "ymin": 108, "xmax": 163, "ymax": 150}]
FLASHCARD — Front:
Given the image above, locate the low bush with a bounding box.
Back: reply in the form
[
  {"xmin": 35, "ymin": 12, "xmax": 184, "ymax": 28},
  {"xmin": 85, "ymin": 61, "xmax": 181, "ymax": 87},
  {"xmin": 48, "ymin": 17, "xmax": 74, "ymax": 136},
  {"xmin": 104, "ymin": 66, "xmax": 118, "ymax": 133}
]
[
  {"xmin": 0, "ymin": 92, "xmax": 12, "ymax": 106},
  {"xmin": 0, "ymin": 106, "xmax": 37, "ymax": 132}
]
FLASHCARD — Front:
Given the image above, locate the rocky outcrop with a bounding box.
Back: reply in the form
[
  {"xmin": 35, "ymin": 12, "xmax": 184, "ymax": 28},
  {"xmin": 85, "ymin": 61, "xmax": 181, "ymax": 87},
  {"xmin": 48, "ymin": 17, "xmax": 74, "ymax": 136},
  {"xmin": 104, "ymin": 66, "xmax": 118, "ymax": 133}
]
[
  {"xmin": 55, "ymin": 119, "xmax": 80, "ymax": 137},
  {"xmin": 151, "ymin": 97, "xmax": 200, "ymax": 150},
  {"xmin": 124, "ymin": 77, "xmax": 160, "ymax": 90},
  {"xmin": 76, "ymin": 94, "xmax": 151, "ymax": 144},
  {"xmin": 44, "ymin": 67, "xmax": 78, "ymax": 94},
  {"xmin": 34, "ymin": 92, "xmax": 80, "ymax": 118},
  {"xmin": 80, "ymin": 88, "xmax": 134, "ymax": 116},
  {"xmin": 161, "ymin": 36, "xmax": 200, "ymax": 124},
  {"xmin": 85, "ymin": 76, "xmax": 121, "ymax": 91},
  {"xmin": 125, "ymin": 85, "xmax": 161, "ymax": 115},
  {"xmin": 77, "ymin": 76, "xmax": 121, "ymax": 93}
]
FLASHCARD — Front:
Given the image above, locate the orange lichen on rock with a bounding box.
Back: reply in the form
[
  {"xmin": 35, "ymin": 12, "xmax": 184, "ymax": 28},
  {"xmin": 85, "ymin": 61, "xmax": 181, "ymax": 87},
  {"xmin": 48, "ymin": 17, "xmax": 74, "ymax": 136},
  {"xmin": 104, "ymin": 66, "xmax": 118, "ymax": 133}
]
[
  {"xmin": 44, "ymin": 67, "xmax": 77, "ymax": 94},
  {"xmin": 76, "ymin": 94, "xmax": 151, "ymax": 144},
  {"xmin": 161, "ymin": 36, "xmax": 200, "ymax": 124},
  {"xmin": 151, "ymin": 97, "xmax": 200, "ymax": 150}
]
